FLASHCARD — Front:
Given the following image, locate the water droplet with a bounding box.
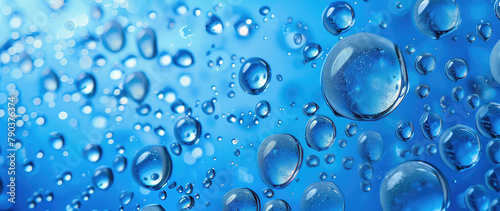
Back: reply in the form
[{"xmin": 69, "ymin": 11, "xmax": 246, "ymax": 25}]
[
  {"xmin": 342, "ymin": 156, "xmax": 354, "ymax": 169},
  {"xmin": 263, "ymin": 188, "xmax": 274, "ymax": 198},
  {"xmin": 380, "ymin": 161, "xmax": 450, "ymax": 210},
  {"xmin": 445, "ymin": 58, "xmax": 468, "ymax": 82},
  {"xmin": 357, "ymin": 131, "xmax": 384, "ymax": 163},
  {"xmin": 439, "ymin": 124, "xmax": 481, "ymax": 172},
  {"xmin": 305, "ymin": 115, "xmax": 336, "ymax": 151},
  {"xmin": 173, "ymin": 49, "xmax": 194, "ymax": 67},
  {"xmin": 263, "ymin": 199, "xmax": 291, "ymax": 211},
  {"xmin": 124, "ymin": 71, "xmax": 150, "ymax": 103},
  {"xmin": 358, "ymin": 162, "xmax": 374, "ymax": 180},
  {"xmin": 257, "ymin": 134, "xmax": 303, "ymax": 188},
  {"xmin": 202, "ymin": 99, "xmax": 215, "ymax": 115},
  {"xmin": 414, "ymin": 52, "xmax": 436, "ymax": 75},
  {"xmin": 49, "ymin": 132, "xmax": 65, "ymax": 150},
  {"xmin": 413, "ymin": 0, "xmax": 461, "ymax": 39},
  {"xmin": 490, "ymin": 40, "xmax": 500, "ymax": 83},
  {"xmin": 112, "ymin": 155, "xmax": 127, "ymax": 173},
  {"xmin": 255, "ymin": 100, "xmax": 271, "ymax": 118},
  {"xmin": 239, "ymin": 58, "xmax": 271, "ymax": 95},
  {"xmin": 476, "ymin": 102, "xmax": 500, "ymax": 138},
  {"xmin": 486, "ymin": 167, "xmax": 500, "ymax": 192},
  {"xmin": 174, "ymin": 115, "xmax": 202, "ymax": 145},
  {"xmin": 131, "ymin": 145, "xmax": 173, "ymax": 190},
  {"xmin": 302, "ymin": 43, "xmax": 322, "ymax": 63},
  {"xmin": 259, "ymin": 6, "xmax": 270, "ymax": 16},
  {"xmin": 136, "ymin": 28, "xmax": 158, "ymax": 59},
  {"xmin": 395, "ymin": 119, "xmax": 414, "ymax": 142},
  {"xmin": 321, "ymin": 33, "xmax": 408, "ymax": 120},
  {"xmin": 300, "ymin": 181, "xmax": 345, "ymax": 210},
  {"xmin": 206, "ymin": 14, "xmax": 224, "ymax": 35},
  {"xmin": 303, "ymin": 102, "xmax": 319, "ymax": 116},
  {"xmin": 405, "ymin": 45, "xmax": 415, "ymax": 55},
  {"xmin": 466, "ymin": 33, "xmax": 476, "ymax": 43},
  {"xmin": 322, "ymin": 2, "xmax": 355, "ymax": 35},
  {"xmin": 415, "ymin": 84, "xmax": 430, "ymax": 98},
  {"xmin": 119, "ymin": 191, "xmax": 133, "ymax": 205},
  {"xmin": 92, "ymin": 167, "xmax": 114, "ymax": 190},
  {"xmin": 83, "ymin": 143, "xmax": 102, "ymax": 163},
  {"xmin": 76, "ymin": 73, "xmax": 97, "ymax": 98},
  {"xmin": 41, "ymin": 69, "xmax": 59, "ymax": 92},
  {"xmin": 477, "ymin": 22, "xmax": 492, "ymax": 41},
  {"xmin": 141, "ymin": 204, "xmax": 165, "ymax": 211},
  {"xmin": 466, "ymin": 94, "xmax": 481, "ymax": 109},
  {"xmin": 420, "ymin": 111, "xmax": 443, "ymax": 140},
  {"xmin": 427, "ymin": 143, "xmax": 438, "ymax": 155},
  {"xmin": 451, "ymin": 86, "xmax": 464, "ymax": 102},
  {"xmin": 465, "ymin": 185, "xmax": 490, "ymax": 211},
  {"xmin": 101, "ymin": 20, "xmax": 125, "ymax": 52},
  {"xmin": 325, "ymin": 153, "xmax": 336, "ymax": 164},
  {"xmin": 222, "ymin": 188, "xmax": 260, "ymax": 210},
  {"xmin": 306, "ymin": 155, "xmax": 320, "ymax": 168},
  {"xmin": 170, "ymin": 142, "xmax": 182, "ymax": 156},
  {"xmin": 178, "ymin": 195, "xmax": 195, "ymax": 210}
]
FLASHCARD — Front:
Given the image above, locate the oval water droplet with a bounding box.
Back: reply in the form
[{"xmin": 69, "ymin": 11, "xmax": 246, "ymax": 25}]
[
  {"xmin": 206, "ymin": 14, "xmax": 224, "ymax": 35},
  {"xmin": 119, "ymin": 191, "xmax": 133, "ymax": 205},
  {"xmin": 419, "ymin": 111, "xmax": 443, "ymax": 140},
  {"xmin": 257, "ymin": 134, "xmax": 303, "ymax": 188},
  {"xmin": 101, "ymin": 20, "xmax": 125, "ymax": 52},
  {"xmin": 124, "ymin": 71, "xmax": 150, "ymax": 103},
  {"xmin": 451, "ymin": 86, "xmax": 464, "ymax": 102},
  {"xmin": 322, "ymin": 2, "xmax": 355, "ymax": 35},
  {"xmin": 486, "ymin": 167, "xmax": 500, "ymax": 192},
  {"xmin": 467, "ymin": 94, "xmax": 481, "ymax": 109},
  {"xmin": 131, "ymin": 145, "xmax": 173, "ymax": 190},
  {"xmin": 174, "ymin": 115, "xmax": 202, "ymax": 145},
  {"xmin": 222, "ymin": 188, "xmax": 260, "ymax": 211},
  {"xmin": 305, "ymin": 115, "xmax": 336, "ymax": 151},
  {"xmin": 239, "ymin": 58, "xmax": 271, "ymax": 95},
  {"xmin": 255, "ymin": 100, "xmax": 271, "ymax": 118},
  {"xmin": 415, "ymin": 52, "xmax": 436, "ymax": 75},
  {"xmin": 303, "ymin": 102, "xmax": 319, "ymax": 116},
  {"xmin": 92, "ymin": 167, "xmax": 114, "ymax": 190},
  {"xmin": 178, "ymin": 195, "xmax": 195, "ymax": 210},
  {"xmin": 302, "ymin": 43, "xmax": 322, "ymax": 63},
  {"xmin": 49, "ymin": 132, "xmax": 65, "ymax": 150},
  {"xmin": 112, "ymin": 155, "xmax": 127, "ymax": 173},
  {"xmin": 413, "ymin": 0, "xmax": 461, "ymax": 39},
  {"xmin": 83, "ymin": 143, "xmax": 102, "ymax": 163},
  {"xmin": 445, "ymin": 58, "xmax": 468, "ymax": 82},
  {"xmin": 465, "ymin": 185, "xmax": 490, "ymax": 211},
  {"xmin": 476, "ymin": 102, "xmax": 500, "ymax": 138},
  {"xmin": 357, "ymin": 131, "xmax": 384, "ymax": 163},
  {"xmin": 300, "ymin": 181, "xmax": 345, "ymax": 210},
  {"xmin": 321, "ymin": 32, "xmax": 408, "ymax": 120},
  {"xmin": 173, "ymin": 49, "xmax": 194, "ymax": 67},
  {"xmin": 490, "ymin": 40, "xmax": 500, "ymax": 83},
  {"xmin": 41, "ymin": 69, "xmax": 59, "ymax": 92},
  {"xmin": 395, "ymin": 119, "xmax": 414, "ymax": 142},
  {"xmin": 76, "ymin": 73, "xmax": 97, "ymax": 98},
  {"xmin": 439, "ymin": 124, "xmax": 481, "ymax": 172},
  {"xmin": 477, "ymin": 22, "xmax": 492, "ymax": 41},
  {"xmin": 380, "ymin": 161, "xmax": 450, "ymax": 211},
  {"xmin": 263, "ymin": 199, "xmax": 291, "ymax": 211},
  {"xmin": 136, "ymin": 28, "xmax": 158, "ymax": 59}
]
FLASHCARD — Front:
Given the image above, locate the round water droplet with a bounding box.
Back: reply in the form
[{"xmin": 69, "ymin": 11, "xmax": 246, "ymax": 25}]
[
  {"xmin": 239, "ymin": 58, "xmax": 271, "ymax": 95},
  {"xmin": 467, "ymin": 94, "xmax": 481, "ymax": 109},
  {"xmin": 380, "ymin": 161, "xmax": 450, "ymax": 211},
  {"xmin": 76, "ymin": 73, "xmax": 97, "ymax": 98},
  {"xmin": 325, "ymin": 153, "xmax": 336, "ymax": 164},
  {"xmin": 405, "ymin": 45, "xmax": 415, "ymax": 55},
  {"xmin": 263, "ymin": 199, "xmax": 290, "ymax": 211},
  {"xmin": 92, "ymin": 167, "xmax": 114, "ymax": 190},
  {"xmin": 131, "ymin": 145, "xmax": 173, "ymax": 190},
  {"xmin": 101, "ymin": 20, "xmax": 125, "ymax": 52},
  {"xmin": 83, "ymin": 143, "xmax": 102, "ymax": 162},
  {"xmin": 361, "ymin": 181, "xmax": 372, "ymax": 192},
  {"xmin": 202, "ymin": 100, "xmax": 215, "ymax": 115},
  {"xmin": 413, "ymin": 0, "xmax": 461, "ymax": 39},
  {"xmin": 451, "ymin": 86, "xmax": 464, "ymax": 102},
  {"xmin": 486, "ymin": 167, "xmax": 500, "ymax": 192},
  {"xmin": 49, "ymin": 132, "xmax": 65, "ymax": 150},
  {"xmin": 222, "ymin": 188, "xmax": 260, "ymax": 211},
  {"xmin": 357, "ymin": 131, "xmax": 384, "ymax": 163},
  {"xmin": 259, "ymin": 6, "xmax": 270, "ymax": 16},
  {"xmin": 302, "ymin": 43, "xmax": 322, "ymax": 63},
  {"xmin": 41, "ymin": 69, "xmax": 59, "ymax": 92},
  {"xmin": 124, "ymin": 71, "xmax": 150, "ymax": 103},
  {"xmin": 322, "ymin": 2, "xmax": 355, "ymax": 35},
  {"xmin": 136, "ymin": 28, "xmax": 158, "ymax": 59},
  {"xmin": 427, "ymin": 143, "xmax": 438, "ymax": 155},
  {"xmin": 465, "ymin": 185, "xmax": 490, "ymax": 211},
  {"xmin": 305, "ymin": 115, "xmax": 336, "ymax": 151},
  {"xmin": 487, "ymin": 139, "xmax": 500, "ymax": 164},
  {"xmin": 112, "ymin": 155, "xmax": 127, "ymax": 173},
  {"xmin": 420, "ymin": 111, "xmax": 443, "ymax": 140},
  {"xmin": 300, "ymin": 181, "xmax": 345, "ymax": 211},
  {"xmin": 395, "ymin": 119, "xmax": 414, "ymax": 142},
  {"xmin": 345, "ymin": 122, "xmax": 358, "ymax": 137},
  {"xmin": 173, "ymin": 50, "xmax": 194, "ymax": 68},
  {"xmin": 257, "ymin": 134, "xmax": 303, "ymax": 188},
  {"xmin": 477, "ymin": 22, "xmax": 492, "ymax": 42},
  {"xmin": 415, "ymin": 84, "xmax": 430, "ymax": 99},
  {"xmin": 174, "ymin": 115, "xmax": 202, "ymax": 145},
  {"xmin": 119, "ymin": 191, "xmax": 133, "ymax": 205},
  {"xmin": 256, "ymin": 100, "xmax": 271, "ymax": 118},
  {"xmin": 306, "ymin": 155, "xmax": 320, "ymax": 168},
  {"xmin": 178, "ymin": 195, "xmax": 195, "ymax": 210},
  {"xmin": 476, "ymin": 102, "xmax": 500, "ymax": 138},
  {"xmin": 415, "ymin": 52, "xmax": 436, "ymax": 75},
  {"xmin": 206, "ymin": 14, "xmax": 224, "ymax": 35},
  {"xmin": 321, "ymin": 32, "xmax": 408, "ymax": 121},
  {"xmin": 466, "ymin": 33, "xmax": 476, "ymax": 43},
  {"xmin": 445, "ymin": 58, "xmax": 468, "ymax": 82},
  {"xmin": 342, "ymin": 156, "xmax": 354, "ymax": 169},
  {"xmin": 303, "ymin": 102, "xmax": 319, "ymax": 116},
  {"xmin": 439, "ymin": 124, "xmax": 481, "ymax": 172}
]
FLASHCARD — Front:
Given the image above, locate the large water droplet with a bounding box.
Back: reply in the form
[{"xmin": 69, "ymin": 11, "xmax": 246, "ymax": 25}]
[
  {"xmin": 76, "ymin": 73, "xmax": 97, "ymax": 98},
  {"xmin": 300, "ymin": 181, "xmax": 345, "ymax": 211},
  {"xmin": 92, "ymin": 167, "xmax": 114, "ymax": 190},
  {"xmin": 257, "ymin": 134, "xmax": 303, "ymax": 188},
  {"xmin": 322, "ymin": 2, "xmax": 355, "ymax": 35},
  {"xmin": 465, "ymin": 185, "xmax": 490, "ymax": 211},
  {"xmin": 206, "ymin": 14, "xmax": 224, "ymax": 35},
  {"xmin": 174, "ymin": 115, "xmax": 202, "ymax": 145},
  {"xmin": 476, "ymin": 102, "xmax": 500, "ymax": 138},
  {"xmin": 419, "ymin": 111, "xmax": 443, "ymax": 140},
  {"xmin": 263, "ymin": 199, "xmax": 291, "ymax": 211},
  {"xmin": 487, "ymin": 139, "xmax": 500, "ymax": 164},
  {"xmin": 124, "ymin": 71, "xmax": 150, "ymax": 103},
  {"xmin": 136, "ymin": 28, "xmax": 158, "ymax": 59},
  {"xmin": 357, "ymin": 131, "xmax": 384, "ymax": 163},
  {"xmin": 486, "ymin": 167, "xmax": 500, "ymax": 192},
  {"xmin": 101, "ymin": 20, "xmax": 125, "ymax": 52},
  {"xmin": 305, "ymin": 115, "xmax": 336, "ymax": 151},
  {"xmin": 413, "ymin": 0, "xmax": 461, "ymax": 39},
  {"xmin": 380, "ymin": 161, "xmax": 450, "ymax": 211},
  {"xmin": 239, "ymin": 58, "xmax": 271, "ymax": 95},
  {"xmin": 321, "ymin": 32, "xmax": 408, "ymax": 121},
  {"xmin": 222, "ymin": 188, "xmax": 260, "ymax": 211},
  {"xmin": 131, "ymin": 145, "xmax": 173, "ymax": 190},
  {"xmin": 439, "ymin": 124, "xmax": 481, "ymax": 172}
]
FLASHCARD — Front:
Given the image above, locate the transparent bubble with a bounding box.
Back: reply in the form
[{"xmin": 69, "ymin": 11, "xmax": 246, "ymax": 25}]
[
  {"xmin": 485, "ymin": 167, "xmax": 500, "ymax": 192},
  {"xmin": 101, "ymin": 20, "xmax": 125, "ymax": 52},
  {"xmin": 420, "ymin": 111, "xmax": 443, "ymax": 140},
  {"xmin": 358, "ymin": 162, "xmax": 374, "ymax": 180},
  {"xmin": 124, "ymin": 71, "xmax": 150, "ymax": 103},
  {"xmin": 395, "ymin": 119, "xmax": 414, "ymax": 142},
  {"xmin": 131, "ymin": 145, "xmax": 173, "ymax": 190},
  {"xmin": 303, "ymin": 102, "xmax": 319, "ymax": 116},
  {"xmin": 487, "ymin": 139, "xmax": 500, "ymax": 164},
  {"xmin": 239, "ymin": 58, "xmax": 271, "ymax": 95},
  {"xmin": 256, "ymin": 100, "xmax": 271, "ymax": 118},
  {"xmin": 302, "ymin": 43, "xmax": 322, "ymax": 63},
  {"xmin": 83, "ymin": 143, "xmax": 102, "ymax": 163},
  {"xmin": 222, "ymin": 188, "xmax": 260, "ymax": 211},
  {"xmin": 306, "ymin": 155, "xmax": 320, "ymax": 168},
  {"xmin": 413, "ymin": 0, "xmax": 461, "ymax": 39},
  {"xmin": 173, "ymin": 50, "xmax": 194, "ymax": 67},
  {"xmin": 136, "ymin": 28, "xmax": 157, "ymax": 59},
  {"xmin": 466, "ymin": 94, "xmax": 481, "ymax": 109},
  {"xmin": 414, "ymin": 53, "xmax": 436, "ymax": 75},
  {"xmin": 206, "ymin": 14, "xmax": 224, "ymax": 35},
  {"xmin": 465, "ymin": 185, "xmax": 490, "ymax": 211},
  {"xmin": 305, "ymin": 115, "xmax": 336, "ymax": 151},
  {"xmin": 322, "ymin": 2, "xmax": 355, "ymax": 35},
  {"xmin": 345, "ymin": 123, "xmax": 358, "ymax": 137},
  {"xmin": 92, "ymin": 167, "xmax": 114, "ymax": 190},
  {"xmin": 263, "ymin": 199, "xmax": 291, "ymax": 211},
  {"xmin": 174, "ymin": 115, "xmax": 202, "ymax": 145},
  {"xmin": 357, "ymin": 131, "xmax": 384, "ymax": 163},
  {"xmin": 476, "ymin": 102, "xmax": 500, "ymax": 138},
  {"xmin": 444, "ymin": 58, "xmax": 468, "ymax": 82},
  {"xmin": 300, "ymin": 181, "xmax": 345, "ymax": 210},
  {"xmin": 439, "ymin": 124, "xmax": 481, "ymax": 172}
]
